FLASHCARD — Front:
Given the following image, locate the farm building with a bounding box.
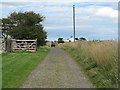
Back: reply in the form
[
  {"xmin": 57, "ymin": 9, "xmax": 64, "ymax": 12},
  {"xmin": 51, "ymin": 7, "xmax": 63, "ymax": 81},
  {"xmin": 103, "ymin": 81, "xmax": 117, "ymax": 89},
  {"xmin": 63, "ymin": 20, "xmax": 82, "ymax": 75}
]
[
  {"xmin": 64, "ymin": 37, "xmax": 87, "ymax": 42},
  {"xmin": 64, "ymin": 37, "xmax": 79, "ymax": 42}
]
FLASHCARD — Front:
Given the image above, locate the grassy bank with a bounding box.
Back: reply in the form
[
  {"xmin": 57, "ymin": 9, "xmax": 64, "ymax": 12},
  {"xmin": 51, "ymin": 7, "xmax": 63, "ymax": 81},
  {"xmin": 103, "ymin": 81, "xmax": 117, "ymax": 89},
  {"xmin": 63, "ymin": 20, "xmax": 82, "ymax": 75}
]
[
  {"xmin": 59, "ymin": 40, "xmax": 118, "ymax": 88},
  {"xmin": 2, "ymin": 46, "xmax": 50, "ymax": 88},
  {"xmin": 0, "ymin": 54, "xmax": 2, "ymax": 89}
]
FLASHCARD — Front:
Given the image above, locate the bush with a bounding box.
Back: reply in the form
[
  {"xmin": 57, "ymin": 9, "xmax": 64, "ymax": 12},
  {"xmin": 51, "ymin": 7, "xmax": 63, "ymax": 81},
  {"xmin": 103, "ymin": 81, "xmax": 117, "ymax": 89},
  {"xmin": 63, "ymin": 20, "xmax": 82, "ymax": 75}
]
[{"xmin": 58, "ymin": 38, "xmax": 64, "ymax": 43}]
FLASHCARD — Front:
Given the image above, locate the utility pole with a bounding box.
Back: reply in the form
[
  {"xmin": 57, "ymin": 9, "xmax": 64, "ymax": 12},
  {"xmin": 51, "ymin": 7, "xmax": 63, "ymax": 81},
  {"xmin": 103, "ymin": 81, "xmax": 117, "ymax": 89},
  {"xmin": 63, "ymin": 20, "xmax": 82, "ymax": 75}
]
[{"xmin": 73, "ymin": 5, "xmax": 76, "ymax": 43}]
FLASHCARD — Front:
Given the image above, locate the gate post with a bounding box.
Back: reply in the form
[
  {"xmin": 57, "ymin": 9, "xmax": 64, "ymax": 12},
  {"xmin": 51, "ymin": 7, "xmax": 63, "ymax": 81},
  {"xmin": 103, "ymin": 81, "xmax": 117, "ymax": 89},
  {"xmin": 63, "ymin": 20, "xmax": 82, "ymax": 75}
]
[{"xmin": 5, "ymin": 39, "xmax": 12, "ymax": 52}]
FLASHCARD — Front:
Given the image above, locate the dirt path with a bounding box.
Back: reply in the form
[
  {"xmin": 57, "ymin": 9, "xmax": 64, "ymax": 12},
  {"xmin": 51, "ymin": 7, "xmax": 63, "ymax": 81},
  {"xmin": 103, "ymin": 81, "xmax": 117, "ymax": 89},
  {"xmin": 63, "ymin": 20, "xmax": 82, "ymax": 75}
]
[{"xmin": 21, "ymin": 47, "xmax": 95, "ymax": 88}]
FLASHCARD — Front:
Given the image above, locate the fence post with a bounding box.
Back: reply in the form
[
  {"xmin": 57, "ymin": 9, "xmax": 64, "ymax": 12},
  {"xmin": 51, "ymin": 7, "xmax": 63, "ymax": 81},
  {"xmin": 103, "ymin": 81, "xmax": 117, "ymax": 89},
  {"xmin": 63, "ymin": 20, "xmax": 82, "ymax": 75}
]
[{"xmin": 5, "ymin": 39, "xmax": 12, "ymax": 52}]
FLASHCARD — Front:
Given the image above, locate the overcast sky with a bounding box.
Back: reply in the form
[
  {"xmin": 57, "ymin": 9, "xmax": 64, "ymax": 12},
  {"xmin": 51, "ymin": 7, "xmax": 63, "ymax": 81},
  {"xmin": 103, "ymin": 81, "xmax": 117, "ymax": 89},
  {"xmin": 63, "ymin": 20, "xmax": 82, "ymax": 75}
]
[{"xmin": 1, "ymin": 0, "xmax": 119, "ymax": 41}]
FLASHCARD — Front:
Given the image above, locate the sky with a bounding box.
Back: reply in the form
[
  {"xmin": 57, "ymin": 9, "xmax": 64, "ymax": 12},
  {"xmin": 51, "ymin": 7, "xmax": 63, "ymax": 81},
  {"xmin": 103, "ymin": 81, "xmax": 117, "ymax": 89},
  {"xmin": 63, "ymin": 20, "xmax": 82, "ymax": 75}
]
[{"xmin": 0, "ymin": 0, "xmax": 119, "ymax": 41}]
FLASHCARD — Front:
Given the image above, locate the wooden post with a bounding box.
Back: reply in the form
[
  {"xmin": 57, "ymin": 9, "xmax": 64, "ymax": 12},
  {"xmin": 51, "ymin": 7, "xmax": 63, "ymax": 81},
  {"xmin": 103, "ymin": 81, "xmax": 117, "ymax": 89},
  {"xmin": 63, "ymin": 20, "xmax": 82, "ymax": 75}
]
[{"xmin": 6, "ymin": 39, "xmax": 12, "ymax": 52}]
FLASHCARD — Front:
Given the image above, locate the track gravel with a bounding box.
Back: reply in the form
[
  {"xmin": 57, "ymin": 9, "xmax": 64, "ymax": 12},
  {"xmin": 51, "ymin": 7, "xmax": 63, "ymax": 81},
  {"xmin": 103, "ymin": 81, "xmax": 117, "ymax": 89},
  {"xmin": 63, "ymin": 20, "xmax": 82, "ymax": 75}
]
[{"xmin": 21, "ymin": 47, "xmax": 95, "ymax": 88}]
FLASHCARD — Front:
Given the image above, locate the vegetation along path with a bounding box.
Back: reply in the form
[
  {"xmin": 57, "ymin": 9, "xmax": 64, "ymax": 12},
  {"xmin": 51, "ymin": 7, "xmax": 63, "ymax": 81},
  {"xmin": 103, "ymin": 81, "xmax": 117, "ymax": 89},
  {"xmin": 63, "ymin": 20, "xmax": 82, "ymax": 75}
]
[{"xmin": 21, "ymin": 47, "xmax": 95, "ymax": 88}]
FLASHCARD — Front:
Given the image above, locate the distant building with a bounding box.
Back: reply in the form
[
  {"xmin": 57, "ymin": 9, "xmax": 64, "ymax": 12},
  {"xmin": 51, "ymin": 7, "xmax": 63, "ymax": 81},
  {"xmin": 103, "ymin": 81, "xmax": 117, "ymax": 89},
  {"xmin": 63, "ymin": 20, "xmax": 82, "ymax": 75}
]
[
  {"xmin": 64, "ymin": 36, "xmax": 88, "ymax": 42},
  {"xmin": 64, "ymin": 37, "xmax": 79, "ymax": 42}
]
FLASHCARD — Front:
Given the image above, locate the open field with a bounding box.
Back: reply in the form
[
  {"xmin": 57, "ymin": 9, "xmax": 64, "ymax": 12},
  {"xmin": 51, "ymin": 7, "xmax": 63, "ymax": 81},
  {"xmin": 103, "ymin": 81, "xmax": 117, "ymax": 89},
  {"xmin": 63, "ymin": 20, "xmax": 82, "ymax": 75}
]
[
  {"xmin": 2, "ymin": 46, "xmax": 50, "ymax": 88},
  {"xmin": 59, "ymin": 40, "xmax": 118, "ymax": 88}
]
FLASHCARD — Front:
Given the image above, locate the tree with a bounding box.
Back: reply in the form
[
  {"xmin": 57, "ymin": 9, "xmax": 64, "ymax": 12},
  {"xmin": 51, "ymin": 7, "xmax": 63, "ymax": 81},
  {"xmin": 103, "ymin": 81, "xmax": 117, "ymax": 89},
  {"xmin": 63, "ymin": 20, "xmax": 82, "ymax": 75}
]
[
  {"xmin": 1, "ymin": 11, "xmax": 47, "ymax": 46},
  {"xmin": 1, "ymin": 18, "xmax": 15, "ymax": 40},
  {"xmin": 79, "ymin": 37, "xmax": 87, "ymax": 41},
  {"xmin": 58, "ymin": 38, "xmax": 64, "ymax": 43}
]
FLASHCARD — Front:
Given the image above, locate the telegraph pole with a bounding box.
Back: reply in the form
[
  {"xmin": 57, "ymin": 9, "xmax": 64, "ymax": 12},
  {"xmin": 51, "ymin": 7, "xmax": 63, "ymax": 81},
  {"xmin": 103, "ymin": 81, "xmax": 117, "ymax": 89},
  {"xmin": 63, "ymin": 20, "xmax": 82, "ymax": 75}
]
[{"xmin": 73, "ymin": 5, "xmax": 76, "ymax": 43}]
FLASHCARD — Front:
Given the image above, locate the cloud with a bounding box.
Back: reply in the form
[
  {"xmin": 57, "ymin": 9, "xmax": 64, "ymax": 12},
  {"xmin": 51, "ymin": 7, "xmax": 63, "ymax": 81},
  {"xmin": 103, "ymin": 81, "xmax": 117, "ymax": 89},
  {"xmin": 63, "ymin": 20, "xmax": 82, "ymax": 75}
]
[
  {"xmin": 94, "ymin": 7, "xmax": 118, "ymax": 18},
  {"xmin": 44, "ymin": 25, "xmax": 94, "ymax": 31},
  {"xmin": 1, "ymin": 0, "xmax": 29, "ymax": 2},
  {"xmin": 1, "ymin": 0, "xmax": 119, "ymax": 3},
  {"xmin": 0, "ymin": 1, "xmax": 118, "ymax": 40},
  {"xmin": 2, "ymin": 4, "xmax": 16, "ymax": 10},
  {"xmin": 76, "ymin": 6, "xmax": 118, "ymax": 18},
  {"xmin": 45, "ymin": 26, "xmax": 71, "ymax": 30}
]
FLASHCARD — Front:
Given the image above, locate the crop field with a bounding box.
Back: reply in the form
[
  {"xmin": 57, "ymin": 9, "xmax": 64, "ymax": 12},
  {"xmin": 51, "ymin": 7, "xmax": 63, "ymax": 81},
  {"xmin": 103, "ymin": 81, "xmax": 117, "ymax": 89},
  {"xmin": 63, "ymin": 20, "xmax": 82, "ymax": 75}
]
[{"xmin": 59, "ymin": 40, "xmax": 118, "ymax": 88}]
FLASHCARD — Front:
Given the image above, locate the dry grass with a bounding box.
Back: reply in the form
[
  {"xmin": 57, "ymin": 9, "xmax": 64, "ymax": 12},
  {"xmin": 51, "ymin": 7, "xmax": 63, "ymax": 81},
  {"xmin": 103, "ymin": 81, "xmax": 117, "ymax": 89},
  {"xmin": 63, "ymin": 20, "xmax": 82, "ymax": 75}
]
[
  {"xmin": 58, "ymin": 40, "xmax": 118, "ymax": 88},
  {"xmin": 59, "ymin": 40, "xmax": 118, "ymax": 66},
  {"xmin": 46, "ymin": 42, "xmax": 51, "ymax": 47}
]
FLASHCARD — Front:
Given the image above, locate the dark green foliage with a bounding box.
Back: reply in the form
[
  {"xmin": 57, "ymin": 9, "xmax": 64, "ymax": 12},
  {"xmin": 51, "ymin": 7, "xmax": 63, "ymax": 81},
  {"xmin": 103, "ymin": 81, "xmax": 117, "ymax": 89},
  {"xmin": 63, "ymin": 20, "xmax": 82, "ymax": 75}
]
[
  {"xmin": 58, "ymin": 38, "xmax": 64, "ymax": 43},
  {"xmin": 8, "ymin": 11, "xmax": 44, "ymax": 26},
  {"xmin": 79, "ymin": 37, "xmax": 87, "ymax": 41},
  {"xmin": 1, "ymin": 18, "xmax": 15, "ymax": 39},
  {"xmin": 1, "ymin": 11, "xmax": 47, "ymax": 46}
]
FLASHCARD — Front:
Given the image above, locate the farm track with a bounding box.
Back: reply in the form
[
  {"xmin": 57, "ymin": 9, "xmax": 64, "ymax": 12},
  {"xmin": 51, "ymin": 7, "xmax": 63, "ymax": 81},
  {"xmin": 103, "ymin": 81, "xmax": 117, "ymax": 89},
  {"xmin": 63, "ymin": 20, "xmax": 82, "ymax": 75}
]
[{"xmin": 21, "ymin": 47, "xmax": 95, "ymax": 88}]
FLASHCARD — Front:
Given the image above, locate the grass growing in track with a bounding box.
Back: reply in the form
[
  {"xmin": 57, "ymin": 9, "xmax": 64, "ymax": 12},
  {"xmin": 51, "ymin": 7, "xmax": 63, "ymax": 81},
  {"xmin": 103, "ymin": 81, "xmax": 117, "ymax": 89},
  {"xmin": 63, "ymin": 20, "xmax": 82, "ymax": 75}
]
[
  {"xmin": 2, "ymin": 46, "xmax": 50, "ymax": 88},
  {"xmin": 59, "ymin": 41, "xmax": 118, "ymax": 88}
]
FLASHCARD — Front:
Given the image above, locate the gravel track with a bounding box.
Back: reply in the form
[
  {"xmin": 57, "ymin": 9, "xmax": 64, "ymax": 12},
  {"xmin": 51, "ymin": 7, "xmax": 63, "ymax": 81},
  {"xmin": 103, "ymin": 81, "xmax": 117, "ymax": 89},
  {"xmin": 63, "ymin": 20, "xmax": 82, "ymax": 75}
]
[{"xmin": 21, "ymin": 47, "xmax": 95, "ymax": 88}]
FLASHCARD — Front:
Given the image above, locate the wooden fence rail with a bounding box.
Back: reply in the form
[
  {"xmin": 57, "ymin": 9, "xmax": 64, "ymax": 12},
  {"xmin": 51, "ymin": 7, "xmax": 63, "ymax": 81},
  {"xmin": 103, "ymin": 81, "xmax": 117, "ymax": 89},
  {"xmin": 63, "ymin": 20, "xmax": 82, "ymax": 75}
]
[{"xmin": 5, "ymin": 39, "xmax": 37, "ymax": 52}]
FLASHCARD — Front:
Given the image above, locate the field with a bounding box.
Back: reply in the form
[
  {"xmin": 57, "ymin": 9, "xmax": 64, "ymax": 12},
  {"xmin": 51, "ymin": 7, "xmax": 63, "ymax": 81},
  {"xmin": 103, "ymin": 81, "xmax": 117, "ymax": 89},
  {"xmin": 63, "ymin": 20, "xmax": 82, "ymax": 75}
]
[
  {"xmin": 2, "ymin": 46, "xmax": 50, "ymax": 88},
  {"xmin": 59, "ymin": 40, "xmax": 118, "ymax": 88}
]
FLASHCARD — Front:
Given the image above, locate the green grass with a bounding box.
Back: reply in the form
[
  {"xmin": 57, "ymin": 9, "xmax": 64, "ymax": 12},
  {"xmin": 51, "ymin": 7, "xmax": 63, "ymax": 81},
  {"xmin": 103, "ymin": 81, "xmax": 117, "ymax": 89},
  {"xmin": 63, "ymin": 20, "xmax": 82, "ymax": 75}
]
[
  {"xmin": 0, "ymin": 54, "xmax": 2, "ymax": 89},
  {"xmin": 59, "ymin": 41, "xmax": 118, "ymax": 88},
  {"xmin": 2, "ymin": 46, "xmax": 50, "ymax": 88}
]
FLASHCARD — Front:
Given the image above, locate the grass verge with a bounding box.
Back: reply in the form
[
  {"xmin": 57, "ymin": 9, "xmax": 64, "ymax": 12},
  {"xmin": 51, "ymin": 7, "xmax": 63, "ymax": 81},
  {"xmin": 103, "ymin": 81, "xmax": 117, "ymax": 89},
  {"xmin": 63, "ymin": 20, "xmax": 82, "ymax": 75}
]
[
  {"xmin": 0, "ymin": 54, "xmax": 2, "ymax": 89},
  {"xmin": 59, "ymin": 41, "xmax": 118, "ymax": 88},
  {"xmin": 2, "ymin": 46, "xmax": 50, "ymax": 88}
]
